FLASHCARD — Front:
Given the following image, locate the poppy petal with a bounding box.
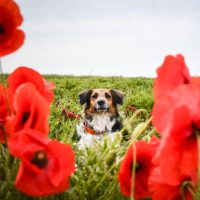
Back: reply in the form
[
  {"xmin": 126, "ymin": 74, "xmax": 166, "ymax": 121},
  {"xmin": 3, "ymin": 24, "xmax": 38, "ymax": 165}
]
[{"xmin": 6, "ymin": 83, "xmax": 50, "ymax": 135}]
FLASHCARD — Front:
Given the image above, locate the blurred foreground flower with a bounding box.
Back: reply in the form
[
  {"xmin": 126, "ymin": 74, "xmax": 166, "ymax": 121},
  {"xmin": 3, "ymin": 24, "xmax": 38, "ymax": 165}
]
[
  {"xmin": 0, "ymin": 0, "xmax": 25, "ymax": 57},
  {"xmin": 6, "ymin": 83, "xmax": 50, "ymax": 135},
  {"xmin": 150, "ymin": 54, "xmax": 199, "ymax": 199},
  {"xmin": 8, "ymin": 129, "xmax": 75, "ymax": 196},
  {"xmin": 0, "ymin": 84, "xmax": 8, "ymax": 142},
  {"xmin": 0, "ymin": 65, "xmax": 75, "ymax": 197},
  {"xmin": 118, "ymin": 137, "xmax": 160, "ymax": 199},
  {"xmin": 8, "ymin": 66, "xmax": 55, "ymax": 105}
]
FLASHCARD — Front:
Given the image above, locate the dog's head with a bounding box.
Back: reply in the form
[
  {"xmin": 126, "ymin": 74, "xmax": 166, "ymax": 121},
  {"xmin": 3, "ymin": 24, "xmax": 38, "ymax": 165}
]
[{"xmin": 79, "ymin": 89, "xmax": 125, "ymax": 114}]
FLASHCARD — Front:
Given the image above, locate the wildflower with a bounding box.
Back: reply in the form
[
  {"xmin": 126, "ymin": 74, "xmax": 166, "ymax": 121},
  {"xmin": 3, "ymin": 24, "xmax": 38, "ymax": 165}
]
[
  {"xmin": 152, "ymin": 106, "xmax": 198, "ymax": 187},
  {"xmin": 152, "ymin": 54, "xmax": 197, "ymax": 134},
  {"xmin": 151, "ymin": 59, "xmax": 199, "ymax": 199},
  {"xmin": 118, "ymin": 137, "xmax": 160, "ymax": 199},
  {"xmin": 8, "ymin": 129, "xmax": 75, "ymax": 196},
  {"xmin": 6, "ymin": 83, "xmax": 49, "ymax": 135},
  {"xmin": 0, "ymin": 0, "xmax": 25, "ymax": 56},
  {"xmin": 154, "ymin": 54, "xmax": 190, "ymax": 103},
  {"xmin": 62, "ymin": 109, "xmax": 81, "ymax": 120},
  {"xmin": 8, "ymin": 67, "xmax": 55, "ymax": 105},
  {"xmin": 0, "ymin": 84, "xmax": 8, "ymax": 142},
  {"xmin": 149, "ymin": 166, "xmax": 195, "ymax": 200}
]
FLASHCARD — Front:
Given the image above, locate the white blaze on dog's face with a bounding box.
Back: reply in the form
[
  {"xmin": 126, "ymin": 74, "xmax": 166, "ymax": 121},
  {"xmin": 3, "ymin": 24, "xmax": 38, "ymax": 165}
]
[{"xmin": 90, "ymin": 89, "xmax": 112, "ymax": 113}]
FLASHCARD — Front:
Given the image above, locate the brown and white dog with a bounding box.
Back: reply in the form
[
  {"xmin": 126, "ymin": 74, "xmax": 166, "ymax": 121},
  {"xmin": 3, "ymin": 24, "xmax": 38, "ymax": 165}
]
[{"xmin": 76, "ymin": 89, "xmax": 125, "ymax": 148}]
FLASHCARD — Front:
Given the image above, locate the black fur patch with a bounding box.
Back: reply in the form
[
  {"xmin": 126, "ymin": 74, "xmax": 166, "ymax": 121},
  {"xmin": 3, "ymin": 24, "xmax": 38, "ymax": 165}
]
[
  {"xmin": 79, "ymin": 89, "xmax": 92, "ymax": 108},
  {"xmin": 85, "ymin": 113, "xmax": 93, "ymax": 122},
  {"xmin": 111, "ymin": 119, "xmax": 122, "ymax": 132},
  {"xmin": 110, "ymin": 89, "xmax": 124, "ymax": 106}
]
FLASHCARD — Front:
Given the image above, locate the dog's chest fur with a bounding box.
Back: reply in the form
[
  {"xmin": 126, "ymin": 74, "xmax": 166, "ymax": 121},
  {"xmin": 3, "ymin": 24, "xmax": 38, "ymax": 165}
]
[
  {"xmin": 77, "ymin": 114, "xmax": 121, "ymax": 149},
  {"xmin": 86, "ymin": 113, "xmax": 116, "ymax": 133}
]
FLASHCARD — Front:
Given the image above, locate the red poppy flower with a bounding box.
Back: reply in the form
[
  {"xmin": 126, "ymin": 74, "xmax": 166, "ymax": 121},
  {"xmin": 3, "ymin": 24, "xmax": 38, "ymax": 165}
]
[
  {"xmin": 0, "ymin": 0, "xmax": 25, "ymax": 56},
  {"xmin": 8, "ymin": 66, "xmax": 55, "ymax": 105},
  {"xmin": 149, "ymin": 166, "xmax": 195, "ymax": 200},
  {"xmin": 62, "ymin": 109, "xmax": 81, "ymax": 120},
  {"xmin": 153, "ymin": 106, "xmax": 198, "ymax": 186},
  {"xmin": 151, "ymin": 54, "xmax": 199, "ymax": 199},
  {"xmin": 118, "ymin": 137, "xmax": 160, "ymax": 199},
  {"xmin": 191, "ymin": 77, "xmax": 200, "ymax": 86},
  {"xmin": 8, "ymin": 129, "xmax": 75, "ymax": 196},
  {"xmin": 0, "ymin": 84, "xmax": 9, "ymax": 143},
  {"xmin": 150, "ymin": 106, "xmax": 198, "ymax": 199},
  {"xmin": 152, "ymin": 83, "xmax": 200, "ymax": 134},
  {"xmin": 6, "ymin": 83, "xmax": 49, "ymax": 135},
  {"xmin": 154, "ymin": 54, "xmax": 190, "ymax": 103},
  {"xmin": 152, "ymin": 54, "xmax": 196, "ymax": 134}
]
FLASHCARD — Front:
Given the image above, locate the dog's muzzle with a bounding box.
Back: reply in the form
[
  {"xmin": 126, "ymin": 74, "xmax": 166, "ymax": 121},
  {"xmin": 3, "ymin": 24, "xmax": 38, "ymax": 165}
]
[{"xmin": 94, "ymin": 99, "xmax": 109, "ymax": 112}]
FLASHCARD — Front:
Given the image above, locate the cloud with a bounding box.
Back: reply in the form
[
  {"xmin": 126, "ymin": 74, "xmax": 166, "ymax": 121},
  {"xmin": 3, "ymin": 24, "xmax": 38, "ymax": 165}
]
[{"xmin": 2, "ymin": 0, "xmax": 200, "ymax": 76}]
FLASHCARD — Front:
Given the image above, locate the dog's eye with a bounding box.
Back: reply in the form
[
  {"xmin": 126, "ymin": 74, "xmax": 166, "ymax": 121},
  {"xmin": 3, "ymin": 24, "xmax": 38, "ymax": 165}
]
[
  {"xmin": 91, "ymin": 93, "xmax": 98, "ymax": 99},
  {"xmin": 105, "ymin": 93, "xmax": 111, "ymax": 99}
]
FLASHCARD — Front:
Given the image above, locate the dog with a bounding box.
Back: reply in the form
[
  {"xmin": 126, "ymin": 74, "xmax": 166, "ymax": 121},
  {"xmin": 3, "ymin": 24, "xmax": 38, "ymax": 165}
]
[{"xmin": 76, "ymin": 88, "xmax": 125, "ymax": 149}]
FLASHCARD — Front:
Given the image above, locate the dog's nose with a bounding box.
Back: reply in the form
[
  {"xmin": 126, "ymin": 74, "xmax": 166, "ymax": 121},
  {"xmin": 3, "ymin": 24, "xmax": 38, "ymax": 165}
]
[{"xmin": 97, "ymin": 100, "xmax": 105, "ymax": 106}]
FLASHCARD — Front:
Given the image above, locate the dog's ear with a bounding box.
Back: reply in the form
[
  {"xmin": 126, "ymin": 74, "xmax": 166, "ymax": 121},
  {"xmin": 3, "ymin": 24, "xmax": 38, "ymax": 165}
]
[
  {"xmin": 79, "ymin": 89, "xmax": 92, "ymax": 105},
  {"xmin": 110, "ymin": 89, "xmax": 125, "ymax": 105}
]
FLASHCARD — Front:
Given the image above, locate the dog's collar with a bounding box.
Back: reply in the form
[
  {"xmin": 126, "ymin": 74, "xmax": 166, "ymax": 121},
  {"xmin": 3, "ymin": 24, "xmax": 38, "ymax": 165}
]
[
  {"xmin": 83, "ymin": 122, "xmax": 104, "ymax": 135},
  {"xmin": 84, "ymin": 126, "xmax": 96, "ymax": 135}
]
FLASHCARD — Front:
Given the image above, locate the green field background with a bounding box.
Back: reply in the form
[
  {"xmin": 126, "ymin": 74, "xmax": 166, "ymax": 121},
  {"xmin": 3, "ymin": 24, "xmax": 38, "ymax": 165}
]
[{"xmin": 0, "ymin": 76, "xmax": 154, "ymax": 200}]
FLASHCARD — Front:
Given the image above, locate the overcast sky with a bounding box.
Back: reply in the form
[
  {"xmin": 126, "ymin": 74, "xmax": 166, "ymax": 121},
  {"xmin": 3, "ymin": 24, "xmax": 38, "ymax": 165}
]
[{"xmin": 2, "ymin": 0, "xmax": 200, "ymax": 77}]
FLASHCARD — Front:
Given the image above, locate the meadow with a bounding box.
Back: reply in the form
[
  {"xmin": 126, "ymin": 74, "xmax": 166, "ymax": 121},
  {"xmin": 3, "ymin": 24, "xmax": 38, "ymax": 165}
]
[{"xmin": 0, "ymin": 75, "xmax": 155, "ymax": 200}]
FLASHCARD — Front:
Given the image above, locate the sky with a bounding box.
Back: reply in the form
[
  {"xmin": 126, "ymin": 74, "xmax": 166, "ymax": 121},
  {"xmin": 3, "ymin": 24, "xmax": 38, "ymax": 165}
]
[{"xmin": 2, "ymin": 0, "xmax": 200, "ymax": 77}]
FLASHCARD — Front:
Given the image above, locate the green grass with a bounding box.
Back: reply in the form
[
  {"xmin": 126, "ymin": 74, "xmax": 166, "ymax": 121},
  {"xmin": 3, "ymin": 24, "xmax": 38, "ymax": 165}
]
[{"xmin": 0, "ymin": 75, "xmax": 155, "ymax": 200}]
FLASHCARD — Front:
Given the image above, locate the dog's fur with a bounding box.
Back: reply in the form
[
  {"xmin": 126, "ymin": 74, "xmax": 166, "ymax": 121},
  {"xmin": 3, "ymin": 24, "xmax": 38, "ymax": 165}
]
[{"xmin": 77, "ymin": 89, "xmax": 125, "ymax": 148}]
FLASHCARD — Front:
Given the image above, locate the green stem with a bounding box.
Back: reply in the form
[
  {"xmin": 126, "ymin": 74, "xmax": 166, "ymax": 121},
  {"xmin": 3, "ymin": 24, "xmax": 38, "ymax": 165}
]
[
  {"xmin": 0, "ymin": 58, "xmax": 11, "ymax": 145},
  {"xmin": 132, "ymin": 117, "xmax": 152, "ymax": 141},
  {"xmin": 98, "ymin": 179, "xmax": 117, "ymax": 200},
  {"xmin": 181, "ymin": 181, "xmax": 195, "ymax": 200},
  {"xmin": 128, "ymin": 109, "xmax": 148, "ymax": 124},
  {"xmin": 130, "ymin": 142, "xmax": 136, "ymax": 200},
  {"xmin": 119, "ymin": 109, "xmax": 149, "ymax": 134},
  {"xmin": 93, "ymin": 157, "xmax": 123, "ymax": 191},
  {"xmin": 1, "ymin": 125, "xmax": 8, "ymax": 146},
  {"xmin": 148, "ymin": 128, "xmax": 158, "ymax": 137},
  {"xmin": 195, "ymin": 134, "xmax": 200, "ymax": 199},
  {"xmin": 0, "ymin": 58, "xmax": 5, "ymax": 85}
]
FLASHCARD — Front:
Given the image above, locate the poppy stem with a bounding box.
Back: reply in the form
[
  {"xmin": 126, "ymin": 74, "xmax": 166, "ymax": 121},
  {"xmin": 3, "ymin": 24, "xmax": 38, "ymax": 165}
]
[
  {"xmin": 99, "ymin": 179, "xmax": 118, "ymax": 200},
  {"xmin": 0, "ymin": 58, "xmax": 9, "ymax": 89},
  {"xmin": 0, "ymin": 58, "xmax": 4, "ymax": 83},
  {"xmin": 195, "ymin": 134, "xmax": 200, "ymax": 199},
  {"xmin": 0, "ymin": 58, "xmax": 1, "ymax": 67},
  {"xmin": 0, "ymin": 58, "xmax": 9, "ymax": 145},
  {"xmin": 93, "ymin": 156, "xmax": 124, "ymax": 191},
  {"xmin": 181, "ymin": 181, "xmax": 195, "ymax": 199},
  {"xmin": 119, "ymin": 109, "xmax": 148, "ymax": 134},
  {"xmin": 0, "ymin": 58, "xmax": 6, "ymax": 85},
  {"xmin": 128, "ymin": 109, "xmax": 149, "ymax": 124},
  {"xmin": 131, "ymin": 117, "xmax": 152, "ymax": 141},
  {"xmin": 130, "ymin": 142, "xmax": 136, "ymax": 200},
  {"xmin": 0, "ymin": 125, "xmax": 7, "ymax": 146}
]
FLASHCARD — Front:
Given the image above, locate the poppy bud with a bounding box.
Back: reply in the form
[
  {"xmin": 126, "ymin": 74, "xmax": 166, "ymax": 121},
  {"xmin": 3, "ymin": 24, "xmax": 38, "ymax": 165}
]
[
  {"xmin": 62, "ymin": 109, "xmax": 66, "ymax": 114},
  {"xmin": 105, "ymin": 150, "xmax": 117, "ymax": 167}
]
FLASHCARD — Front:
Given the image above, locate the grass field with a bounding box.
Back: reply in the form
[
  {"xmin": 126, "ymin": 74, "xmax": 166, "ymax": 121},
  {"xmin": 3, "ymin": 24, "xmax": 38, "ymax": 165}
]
[{"xmin": 0, "ymin": 75, "xmax": 155, "ymax": 200}]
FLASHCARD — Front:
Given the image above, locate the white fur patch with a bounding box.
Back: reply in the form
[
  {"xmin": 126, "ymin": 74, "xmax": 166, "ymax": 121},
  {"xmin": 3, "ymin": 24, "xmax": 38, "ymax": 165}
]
[
  {"xmin": 76, "ymin": 123, "xmax": 117, "ymax": 149},
  {"xmin": 88, "ymin": 113, "xmax": 116, "ymax": 132}
]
